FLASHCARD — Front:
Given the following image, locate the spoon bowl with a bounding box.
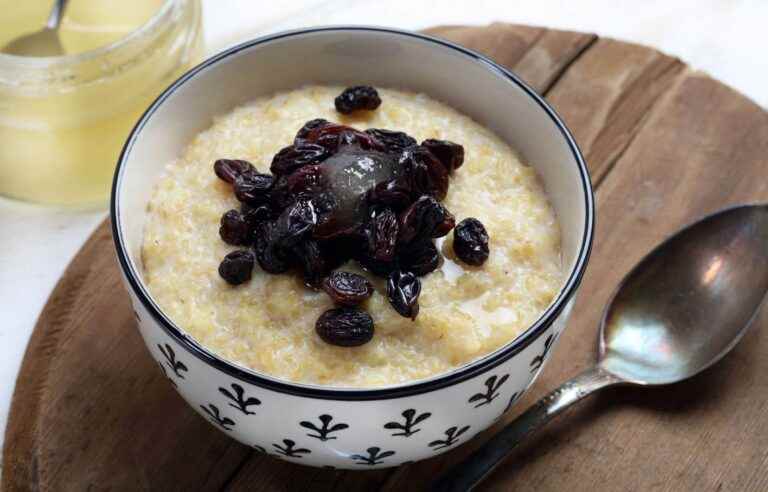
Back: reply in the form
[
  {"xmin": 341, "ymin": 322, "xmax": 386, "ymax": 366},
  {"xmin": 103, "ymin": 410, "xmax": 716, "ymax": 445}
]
[
  {"xmin": 1, "ymin": 0, "xmax": 69, "ymax": 57},
  {"xmin": 600, "ymin": 204, "xmax": 768, "ymax": 385}
]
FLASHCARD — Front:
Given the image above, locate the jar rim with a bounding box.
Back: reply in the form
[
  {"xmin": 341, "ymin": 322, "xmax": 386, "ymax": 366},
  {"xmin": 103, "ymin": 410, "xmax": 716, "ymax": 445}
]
[{"xmin": 0, "ymin": 0, "xmax": 177, "ymax": 68}]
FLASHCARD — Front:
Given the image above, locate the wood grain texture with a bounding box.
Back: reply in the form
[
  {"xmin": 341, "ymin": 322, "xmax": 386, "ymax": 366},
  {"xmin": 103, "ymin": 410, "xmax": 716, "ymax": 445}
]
[{"xmin": 4, "ymin": 23, "xmax": 768, "ymax": 491}]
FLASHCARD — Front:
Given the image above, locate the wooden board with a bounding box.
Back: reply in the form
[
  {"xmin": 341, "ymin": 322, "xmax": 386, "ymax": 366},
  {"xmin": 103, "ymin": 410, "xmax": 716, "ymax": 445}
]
[{"xmin": 5, "ymin": 23, "xmax": 768, "ymax": 491}]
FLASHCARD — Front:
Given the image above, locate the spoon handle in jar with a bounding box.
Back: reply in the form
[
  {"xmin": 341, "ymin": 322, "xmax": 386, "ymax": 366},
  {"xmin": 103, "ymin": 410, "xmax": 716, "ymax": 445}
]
[
  {"xmin": 46, "ymin": 0, "xmax": 69, "ymax": 30},
  {"xmin": 431, "ymin": 366, "xmax": 623, "ymax": 492}
]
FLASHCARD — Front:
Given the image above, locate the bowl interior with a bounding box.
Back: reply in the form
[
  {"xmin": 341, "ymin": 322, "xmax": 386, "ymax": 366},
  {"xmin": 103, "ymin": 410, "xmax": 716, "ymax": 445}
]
[{"xmin": 114, "ymin": 27, "xmax": 592, "ymax": 385}]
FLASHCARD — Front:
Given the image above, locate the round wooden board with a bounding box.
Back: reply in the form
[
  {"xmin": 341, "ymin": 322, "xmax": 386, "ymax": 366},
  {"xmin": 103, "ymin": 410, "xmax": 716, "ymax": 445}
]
[{"xmin": 5, "ymin": 24, "xmax": 768, "ymax": 492}]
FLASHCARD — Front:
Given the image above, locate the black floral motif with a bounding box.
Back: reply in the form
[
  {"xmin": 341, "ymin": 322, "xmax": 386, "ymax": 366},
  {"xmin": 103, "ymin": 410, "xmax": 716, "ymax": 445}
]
[
  {"xmin": 530, "ymin": 332, "xmax": 558, "ymax": 373},
  {"xmin": 200, "ymin": 403, "xmax": 235, "ymax": 430},
  {"xmin": 219, "ymin": 383, "xmax": 261, "ymax": 415},
  {"xmin": 156, "ymin": 361, "xmax": 177, "ymax": 387},
  {"xmin": 383, "ymin": 409, "xmax": 432, "ymax": 437},
  {"xmin": 429, "ymin": 425, "xmax": 471, "ymax": 450},
  {"xmin": 351, "ymin": 447, "xmax": 396, "ymax": 465},
  {"xmin": 300, "ymin": 414, "xmax": 349, "ymax": 441},
  {"xmin": 158, "ymin": 343, "xmax": 188, "ymax": 379},
  {"xmin": 253, "ymin": 444, "xmax": 267, "ymax": 453},
  {"xmin": 272, "ymin": 439, "xmax": 311, "ymax": 458},
  {"xmin": 504, "ymin": 391, "xmax": 522, "ymax": 413},
  {"xmin": 468, "ymin": 374, "xmax": 509, "ymax": 408}
]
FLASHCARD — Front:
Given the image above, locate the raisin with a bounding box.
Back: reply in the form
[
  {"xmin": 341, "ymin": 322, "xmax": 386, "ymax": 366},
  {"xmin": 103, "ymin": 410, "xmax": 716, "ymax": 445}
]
[
  {"xmin": 315, "ymin": 307, "xmax": 374, "ymax": 347},
  {"xmin": 336, "ymin": 129, "xmax": 385, "ymax": 150},
  {"xmin": 367, "ymin": 177, "xmax": 413, "ymax": 211},
  {"xmin": 254, "ymin": 222, "xmax": 291, "ymax": 274},
  {"xmin": 295, "ymin": 118, "xmax": 330, "ymax": 143},
  {"xmin": 218, "ymin": 249, "xmax": 255, "ymax": 285},
  {"xmin": 294, "ymin": 239, "xmax": 326, "ymax": 288},
  {"xmin": 398, "ymin": 146, "xmax": 449, "ymax": 200},
  {"xmin": 399, "ymin": 196, "xmax": 455, "ymax": 244},
  {"xmin": 214, "ymin": 159, "xmax": 255, "ymax": 184},
  {"xmin": 421, "ymin": 139, "xmax": 465, "ymax": 173},
  {"xmin": 270, "ymin": 143, "xmax": 330, "ymax": 176},
  {"xmin": 366, "ymin": 207, "xmax": 399, "ymax": 262},
  {"xmin": 400, "ymin": 240, "xmax": 441, "ymax": 276},
  {"xmin": 365, "ymin": 129, "xmax": 417, "ymax": 153},
  {"xmin": 272, "ymin": 199, "xmax": 317, "ymax": 248},
  {"xmin": 287, "ymin": 164, "xmax": 326, "ymax": 196},
  {"xmin": 357, "ymin": 252, "xmax": 397, "ymax": 278},
  {"xmin": 334, "ymin": 86, "xmax": 382, "ymax": 114},
  {"xmin": 311, "ymin": 191, "xmax": 338, "ymax": 224},
  {"xmin": 241, "ymin": 203, "xmax": 271, "ymax": 228},
  {"xmin": 234, "ymin": 172, "xmax": 274, "ymax": 205},
  {"xmin": 322, "ymin": 271, "xmax": 373, "ymax": 306},
  {"xmin": 386, "ymin": 270, "xmax": 421, "ymax": 320},
  {"xmin": 313, "ymin": 214, "xmax": 365, "ymax": 241},
  {"xmin": 315, "ymin": 127, "xmax": 383, "ymax": 152},
  {"xmin": 453, "ymin": 218, "xmax": 489, "ymax": 266},
  {"xmin": 219, "ymin": 209, "xmax": 252, "ymax": 245},
  {"xmin": 268, "ymin": 176, "xmax": 293, "ymax": 212}
]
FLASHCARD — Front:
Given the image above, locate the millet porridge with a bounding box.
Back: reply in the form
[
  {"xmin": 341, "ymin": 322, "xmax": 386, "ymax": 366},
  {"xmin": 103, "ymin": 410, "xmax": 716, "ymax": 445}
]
[{"xmin": 142, "ymin": 85, "xmax": 563, "ymax": 387}]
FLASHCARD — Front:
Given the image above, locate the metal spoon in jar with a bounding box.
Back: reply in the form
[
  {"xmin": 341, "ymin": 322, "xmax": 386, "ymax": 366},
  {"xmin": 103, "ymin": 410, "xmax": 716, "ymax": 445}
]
[
  {"xmin": 433, "ymin": 203, "xmax": 768, "ymax": 491},
  {"xmin": 2, "ymin": 0, "xmax": 69, "ymax": 57}
]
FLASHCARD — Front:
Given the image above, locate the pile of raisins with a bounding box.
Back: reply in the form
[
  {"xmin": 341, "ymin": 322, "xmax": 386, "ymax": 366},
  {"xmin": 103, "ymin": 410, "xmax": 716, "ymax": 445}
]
[{"xmin": 214, "ymin": 86, "xmax": 490, "ymax": 347}]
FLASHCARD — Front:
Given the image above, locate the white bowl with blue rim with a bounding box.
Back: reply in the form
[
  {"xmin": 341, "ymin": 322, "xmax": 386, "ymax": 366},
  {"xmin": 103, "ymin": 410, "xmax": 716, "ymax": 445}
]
[{"xmin": 111, "ymin": 26, "xmax": 594, "ymax": 469}]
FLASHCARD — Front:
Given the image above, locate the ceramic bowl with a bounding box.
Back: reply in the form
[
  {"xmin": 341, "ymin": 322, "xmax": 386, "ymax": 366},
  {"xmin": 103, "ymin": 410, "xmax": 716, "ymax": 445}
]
[{"xmin": 111, "ymin": 26, "xmax": 594, "ymax": 469}]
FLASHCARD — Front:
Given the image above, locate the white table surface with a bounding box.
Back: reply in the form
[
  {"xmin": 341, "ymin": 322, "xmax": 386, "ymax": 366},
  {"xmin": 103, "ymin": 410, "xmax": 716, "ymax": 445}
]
[{"xmin": 1, "ymin": 0, "xmax": 765, "ymax": 451}]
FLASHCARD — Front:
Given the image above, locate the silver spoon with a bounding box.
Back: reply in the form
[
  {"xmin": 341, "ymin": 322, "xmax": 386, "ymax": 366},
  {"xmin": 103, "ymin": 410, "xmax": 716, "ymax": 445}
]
[
  {"xmin": 2, "ymin": 0, "xmax": 70, "ymax": 57},
  {"xmin": 433, "ymin": 203, "xmax": 768, "ymax": 491}
]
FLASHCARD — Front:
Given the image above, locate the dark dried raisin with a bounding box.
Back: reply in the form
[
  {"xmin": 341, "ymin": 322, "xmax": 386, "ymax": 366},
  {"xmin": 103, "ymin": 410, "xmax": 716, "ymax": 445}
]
[
  {"xmin": 399, "ymin": 146, "xmax": 449, "ymax": 200},
  {"xmin": 315, "ymin": 307, "xmax": 374, "ymax": 346},
  {"xmin": 365, "ymin": 128, "xmax": 417, "ymax": 153},
  {"xmin": 270, "ymin": 143, "xmax": 330, "ymax": 176},
  {"xmin": 336, "ymin": 129, "xmax": 385, "ymax": 150},
  {"xmin": 234, "ymin": 172, "xmax": 274, "ymax": 205},
  {"xmin": 357, "ymin": 252, "xmax": 397, "ymax": 278},
  {"xmin": 214, "ymin": 159, "xmax": 255, "ymax": 184},
  {"xmin": 287, "ymin": 164, "xmax": 326, "ymax": 196},
  {"xmin": 400, "ymin": 240, "xmax": 441, "ymax": 276},
  {"xmin": 254, "ymin": 222, "xmax": 291, "ymax": 274},
  {"xmin": 219, "ymin": 209, "xmax": 252, "ymax": 245},
  {"xmin": 399, "ymin": 196, "xmax": 455, "ymax": 244},
  {"xmin": 274, "ymin": 199, "xmax": 317, "ymax": 247},
  {"xmin": 367, "ymin": 177, "xmax": 413, "ymax": 210},
  {"xmin": 453, "ymin": 217, "xmax": 489, "ymax": 266},
  {"xmin": 421, "ymin": 139, "xmax": 465, "ymax": 174},
  {"xmin": 314, "ymin": 126, "xmax": 383, "ymax": 152},
  {"xmin": 218, "ymin": 249, "xmax": 255, "ymax": 285},
  {"xmin": 366, "ymin": 207, "xmax": 399, "ymax": 262},
  {"xmin": 295, "ymin": 118, "xmax": 330, "ymax": 143},
  {"xmin": 294, "ymin": 239, "xmax": 326, "ymax": 288},
  {"xmin": 241, "ymin": 203, "xmax": 271, "ymax": 229},
  {"xmin": 311, "ymin": 191, "xmax": 338, "ymax": 224},
  {"xmin": 334, "ymin": 86, "xmax": 381, "ymax": 114},
  {"xmin": 386, "ymin": 270, "xmax": 421, "ymax": 320},
  {"xmin": 322, "ymin": 271, "xmax": 373, "ymax": 306}
]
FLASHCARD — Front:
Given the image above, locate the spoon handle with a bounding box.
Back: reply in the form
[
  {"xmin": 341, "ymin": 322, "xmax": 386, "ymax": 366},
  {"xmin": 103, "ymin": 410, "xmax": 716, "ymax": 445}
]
[
  {"xmin": 431, "ymin": 366, "xmax": 622, "ymax": 491},
  {"xmin": 46, "ymin": 0, "xmax": 69, "ymax": 30}
]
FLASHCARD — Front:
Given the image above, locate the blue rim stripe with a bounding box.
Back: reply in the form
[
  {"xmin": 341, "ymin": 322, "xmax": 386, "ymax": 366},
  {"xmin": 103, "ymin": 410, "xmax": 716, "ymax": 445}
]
[{"xmin": 111, "ymin": 26, "xmax": 595, "ymax": 400}]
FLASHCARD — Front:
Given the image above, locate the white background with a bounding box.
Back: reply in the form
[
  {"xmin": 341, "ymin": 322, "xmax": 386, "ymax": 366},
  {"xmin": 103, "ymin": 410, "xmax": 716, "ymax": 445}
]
[{"xmin": 1, "ymin": 0, "xmax": 765, "ymax": 449}]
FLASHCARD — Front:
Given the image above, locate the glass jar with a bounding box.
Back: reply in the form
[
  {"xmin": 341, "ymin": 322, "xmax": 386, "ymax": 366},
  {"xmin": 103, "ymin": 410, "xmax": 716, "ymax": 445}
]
[{"xmin": 0, "ymin": 0, "xmax": 202, "ymax": 206}]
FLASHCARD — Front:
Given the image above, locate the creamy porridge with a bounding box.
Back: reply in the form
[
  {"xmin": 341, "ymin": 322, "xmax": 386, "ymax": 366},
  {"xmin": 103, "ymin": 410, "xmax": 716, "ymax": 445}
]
[{"xmin": 142, "ymin": 86, "xmax": 563, "ymax": 387}]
